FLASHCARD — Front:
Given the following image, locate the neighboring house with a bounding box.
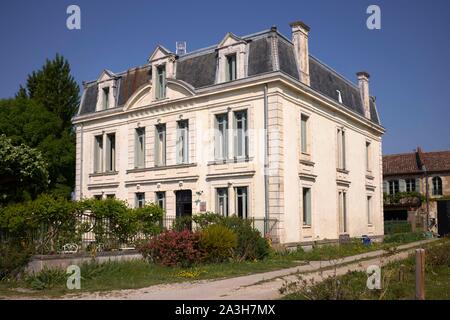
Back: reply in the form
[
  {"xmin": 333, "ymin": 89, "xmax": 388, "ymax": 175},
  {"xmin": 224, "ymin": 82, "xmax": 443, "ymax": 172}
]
[
  {"xmin": 383, "ymin": 147, "xmax": 450, "ymax": 232},
  {"xmin": 73, "ymin": 21, "xmax": 385, "ymax": 245}
]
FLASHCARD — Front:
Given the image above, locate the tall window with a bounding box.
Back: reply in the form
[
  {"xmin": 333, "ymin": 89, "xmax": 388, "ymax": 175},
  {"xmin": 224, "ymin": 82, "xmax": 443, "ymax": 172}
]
[
  {"xmin": 432, "ymin": 177, "xmax": 443, "ymax": 196},
  {"xmin": 234, "ymin": 110, "xmax": 248, "ymax": 158},
  {"xmin": 155, "ymin": 192, "xmax": 166, "ymax": 211},
  {"xmin": 176, "ymin": 120, "xmax": 189, "ymax": 164},
  {"xmin": 302, "ymin": 187, "xmax": 312, "ymax": 226},
  {"xmin": 156, "ymin": 65, "xmax": 166, "ymax": 99},
  {"xmin": 300, "ymin": 115, "xmax": 309, "ymax": 154},
  {"xmin": 155, "ymin": 124, "xmax": 166, "ymax": 166},
  {"xmin": 216, "ymin": 188, "xmax": 228, "ymax": 216},
  {"xmin": 106, "ymin": 133, "xmax": 115, "ymax": 172},
  {"xmin": 215, "ymin": 114, "xmax": 228, "ymax": 160},
  {"xmin": 337, "ymin": 128, "xmax": 346, "ymax": 170},
  {"xmin": 225, "ymin": 54, "xmax": 236, "ymax": 81},
  {"xmin": 135, "ymin": 192, "xmax": 145, "ymax": 208},
  {"xmin": 338, "ymin": 191, "xmax": 347, "ymax": 234},
  {"xmin": 388, "ymin": 180, "xmax": 399, "ymax": 195},
  {"xmin": 235, "ymin": 187, "xmax": 248, "ymax": 219},
  {"xmin": 94, "ymin": 135, "xmax": 103, "ymax": 173},
  {"xmin": 406, "ymin": 179, "xmax": 416, "ymax": 192},
  {"xmin": 135, "ymin": 128, "xmax": 145, "ymax": 169},
  {"xmin": 102, "ymin": 87, "xmax": 110, "ymax": 110},
  {"xmin": 365, "ymin": 141, "xmax": 371, "ymax": 172},
  {"xmin": 367, "ymin": 196, "xmax": 372, "ymax": 225}
]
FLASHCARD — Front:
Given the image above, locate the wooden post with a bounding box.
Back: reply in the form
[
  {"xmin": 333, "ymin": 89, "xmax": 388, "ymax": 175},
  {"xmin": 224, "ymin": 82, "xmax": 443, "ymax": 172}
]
[{"xmin": 415, "ymin": 249, "xmax": 425, "ymax": 300}]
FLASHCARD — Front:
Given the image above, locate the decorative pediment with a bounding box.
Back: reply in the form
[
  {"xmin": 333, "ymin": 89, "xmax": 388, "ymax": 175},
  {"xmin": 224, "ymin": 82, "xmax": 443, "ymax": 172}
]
[
  {"xmin": 218, "ymin": 32, "xmax": 246, "ymax": 48},
  {"xmin": 98, "ymin": 69, "xmax": 116, "ymax": 82},
  {"xmin": 148, "ymin": 45, "xmax": 174, "ymax": 62}
]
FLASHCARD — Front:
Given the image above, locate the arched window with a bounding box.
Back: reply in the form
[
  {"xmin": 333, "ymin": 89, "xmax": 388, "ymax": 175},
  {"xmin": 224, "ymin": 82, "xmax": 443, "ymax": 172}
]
[{"xmin": 432, "ymin": 176, "xmax": 443, "ymax": 196}]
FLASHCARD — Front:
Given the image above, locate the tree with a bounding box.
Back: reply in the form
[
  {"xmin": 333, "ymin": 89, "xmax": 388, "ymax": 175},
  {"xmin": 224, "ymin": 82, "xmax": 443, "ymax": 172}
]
[
  {"xmin": 0, "ymin": 54, "xmax": 79, "ymax": 199},
  {"xmin": 0, "ymin": 135, "xmax": 49, "ymax": 205}
]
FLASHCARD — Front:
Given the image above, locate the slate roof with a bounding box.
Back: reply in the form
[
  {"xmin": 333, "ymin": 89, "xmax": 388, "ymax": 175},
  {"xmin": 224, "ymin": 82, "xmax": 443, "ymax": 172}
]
[
  {"xmin": 383, "ymin": 149, "xmax": 450, "ymax": 176},
  {"xmin": 78, "ymin": 28, "xmax": 381, "ymax": 125}
]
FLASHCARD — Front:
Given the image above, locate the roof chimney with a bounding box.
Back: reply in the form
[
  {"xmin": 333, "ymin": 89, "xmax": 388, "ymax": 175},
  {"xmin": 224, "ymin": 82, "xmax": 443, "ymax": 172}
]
[
  {"xmin": 356, "ymin": 71, "xmax": 371, "ymax": 119},
  {"xmin": 289, "ymin": 21, "xmax": 310, "ymax": 86}
]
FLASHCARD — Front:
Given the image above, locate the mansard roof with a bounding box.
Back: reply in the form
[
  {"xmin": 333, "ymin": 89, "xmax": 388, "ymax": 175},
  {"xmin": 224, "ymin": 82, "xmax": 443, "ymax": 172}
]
[{"xmin": 78, "ymin": 28, "xmax": 380, "ymax": 125}]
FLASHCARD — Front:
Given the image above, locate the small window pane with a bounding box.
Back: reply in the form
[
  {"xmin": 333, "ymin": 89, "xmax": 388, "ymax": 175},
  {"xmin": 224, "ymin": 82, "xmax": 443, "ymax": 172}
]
[
  {"xmin": 216, "ymin": 188, "xmax": 228, "ymax": 216},
  {"xmin": 301, "ymin": 115, "xmax": 308, "ymax": 154},
  {"xmin": 302, "ymin": 188, "xmax": 311, "ymax": 226},
  {"xmin": 236, "ymin": 187, "xmax": 248, "ymax": 219}
]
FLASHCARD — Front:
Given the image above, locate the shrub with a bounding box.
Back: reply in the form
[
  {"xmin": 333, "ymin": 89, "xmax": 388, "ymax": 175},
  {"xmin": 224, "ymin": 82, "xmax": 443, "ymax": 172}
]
[
  {"xmin": 200, "ymin": 225, "xmax": 237, "ymax": 263},
  {"xmin": 192, "ymin": 212, "xmax": 224, "ymax": 230},
  {"xmin": 383, "ymin": 232, "xmax": 426, "ymax": 244},
  {"xmin": 172, "ymin": 216, "xmax": 193, "ymax": 232},
  {"xmin": 426, "ymin": 241, "xmax": 450, "ymax": 268},
  {"xmin": 0, "ymin": 242, "xmax": 32, "ymax": 280},
  {"xmin": 220, "ymin": 216, "xmax": 270, "ymax": 261},
  {"xmin": 137, "ymin": 230, "xmax": 203, "ymax": 267},
  {"xmin": 24, "ymin": 268, "xmax": 66, "ymax": 290}
]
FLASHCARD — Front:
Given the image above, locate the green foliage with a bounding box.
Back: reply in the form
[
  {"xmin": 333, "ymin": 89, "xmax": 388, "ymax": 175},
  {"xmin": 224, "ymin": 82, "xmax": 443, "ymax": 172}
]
[
  {"xmin": 200, "ymin": 225, "xmax": 237, "ymax": 263},
  {"xmin": 192, "ymin": 212, "xmax": 224, "ymax": 230},
  {"xmin": 426, "ymin": 240, "xmax": 450, "ymax": 269},
  {"xmin": 383, "ymin": 191, "xmax": 425, "ymax": 205},
  {"xmin": 0, "ymin": 242, "xmax": 32, "ymax": 280},
  {"xmin": 384, "ymin": 220, "xmax": 412, "ymax": 234},
  {"xmin": 219, "ymin": 216, "xmax": 270, "ymax": 261},
  {"xmin": 24, "ymin": 268, "xmax": 66, "ymax": 290},
  {"xmin": 383, "ymin": 232, "xmax": 426, "ymax": 244},
  {"xmin": 0, "ymin": 54, "xmax": 79, "ymax": 199},
  {"xmin": 0, "ymin": 134, "xmax": 49, "ymax": 204},
  {"xmin": 172, "ymin": 215, "xmax": 194, "ymax": 232}
]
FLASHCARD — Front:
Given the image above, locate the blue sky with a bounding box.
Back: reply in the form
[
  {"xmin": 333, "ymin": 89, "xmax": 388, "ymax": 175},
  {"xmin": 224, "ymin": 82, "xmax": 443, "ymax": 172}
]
[{"xmin": 0, "ymin": 0, "xmax": 449, "ymax": 154}]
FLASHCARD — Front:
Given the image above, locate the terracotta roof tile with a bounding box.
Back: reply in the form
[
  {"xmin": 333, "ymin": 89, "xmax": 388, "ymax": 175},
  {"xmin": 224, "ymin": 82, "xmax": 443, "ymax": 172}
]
[{"xmin": 383, "ymin": 149, "xmax": 450, "ymax": 176}]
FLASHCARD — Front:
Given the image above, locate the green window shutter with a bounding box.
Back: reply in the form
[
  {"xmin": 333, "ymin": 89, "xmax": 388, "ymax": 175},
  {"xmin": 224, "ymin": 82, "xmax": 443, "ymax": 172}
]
[
  {"xmin": 383, "ymin": 180, "xmax": 388, "ymax": 194},
  {"xmin": 415, "ymin": 178, "xmax": 421, "ymax": 193}
]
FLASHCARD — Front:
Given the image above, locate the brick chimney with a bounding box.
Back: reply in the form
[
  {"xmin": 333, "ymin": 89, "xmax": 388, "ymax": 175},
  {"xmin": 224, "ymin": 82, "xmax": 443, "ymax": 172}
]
[
  {"xmin": 357, "ymin": 71, "xmax": 371, "ymax": 119},
  {"xmin": 290, "ymin": 21, "xmax": 310, "ymax": 86}
]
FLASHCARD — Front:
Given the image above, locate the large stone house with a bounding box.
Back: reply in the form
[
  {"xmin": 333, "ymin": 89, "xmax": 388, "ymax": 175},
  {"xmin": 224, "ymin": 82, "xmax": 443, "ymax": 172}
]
[
  {"xmin": 383, "ymin": 147, "xmax": 450, "ymax": 234},
  {"xmin": 73, "ymin": 21, "xmax": 385, "ymax": 244}
]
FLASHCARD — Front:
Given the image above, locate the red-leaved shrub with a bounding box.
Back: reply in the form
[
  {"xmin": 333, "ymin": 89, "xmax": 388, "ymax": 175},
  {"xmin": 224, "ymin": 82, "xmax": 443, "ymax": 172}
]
[{"xmin": 137, "ymin": 230, "xmax": 203, "ymax": 267}]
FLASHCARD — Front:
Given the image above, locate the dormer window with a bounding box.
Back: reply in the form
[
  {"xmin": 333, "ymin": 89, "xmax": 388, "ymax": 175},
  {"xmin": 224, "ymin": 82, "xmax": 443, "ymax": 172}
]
[
  {"xmin": 102, "ymin": 87, "xmax": 110, "ymax": 110},
  {"xmin": 225, "ymin": 54, "xmax": 237, "ymax": 81},
  {"xmin": 336, "ymin": 90, "xmax": 343, "ymax": 104},
  {"xmin": 156, "ymin": 65, "xmax": 166, "ymax": 99}
]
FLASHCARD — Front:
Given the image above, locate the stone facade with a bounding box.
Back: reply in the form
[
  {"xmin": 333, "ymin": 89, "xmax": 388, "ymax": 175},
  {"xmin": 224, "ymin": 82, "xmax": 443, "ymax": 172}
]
[{"xmin": 73, "ymin": 22, "xmax": 384, "ymax": 244}]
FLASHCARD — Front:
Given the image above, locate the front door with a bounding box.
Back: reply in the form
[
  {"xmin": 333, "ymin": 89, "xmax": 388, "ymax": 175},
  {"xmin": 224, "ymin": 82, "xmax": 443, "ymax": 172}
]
[{"xmin": 176, "ymin": 190, "xmax": 192, "ymax": 218}]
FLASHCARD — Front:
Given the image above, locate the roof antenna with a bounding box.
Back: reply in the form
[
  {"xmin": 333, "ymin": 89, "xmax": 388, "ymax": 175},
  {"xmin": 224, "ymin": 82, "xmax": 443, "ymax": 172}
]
[{"xmin": 176, "ymin": 41, "xmax": 187, "ymax": 56}]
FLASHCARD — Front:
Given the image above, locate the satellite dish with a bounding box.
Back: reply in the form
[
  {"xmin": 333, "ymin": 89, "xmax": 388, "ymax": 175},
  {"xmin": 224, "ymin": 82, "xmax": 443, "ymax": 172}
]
[{"xmin": 176, "ymin": 41, "xmax": 187, "ymax": 55}]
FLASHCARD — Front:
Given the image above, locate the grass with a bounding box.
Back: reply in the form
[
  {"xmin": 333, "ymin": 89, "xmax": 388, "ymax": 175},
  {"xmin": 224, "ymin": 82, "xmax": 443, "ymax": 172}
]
[
  {"xmin": 0, "ymin": 232, "xmax": 430, "ymax": 298},
  {"xmin": 282, "ymin": 239, "xmax": 450, "ymax": 300}
]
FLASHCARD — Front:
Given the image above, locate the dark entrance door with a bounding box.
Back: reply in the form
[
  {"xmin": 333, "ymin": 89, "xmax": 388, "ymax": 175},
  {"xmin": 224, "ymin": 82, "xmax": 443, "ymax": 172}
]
[
  {"xmin": 437, "ymin": 200, "xmax": 450, "ymax": 236},
  {"xmin": 176, "ymin": 190, "xmax": 192, "ymax": 218}
]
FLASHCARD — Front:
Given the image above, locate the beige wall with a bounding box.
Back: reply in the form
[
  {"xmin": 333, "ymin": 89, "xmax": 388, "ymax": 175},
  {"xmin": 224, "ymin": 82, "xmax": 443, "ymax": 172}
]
[{"xmin": 75, "ymin": 78, "xmax": 384, "ymax": 244}]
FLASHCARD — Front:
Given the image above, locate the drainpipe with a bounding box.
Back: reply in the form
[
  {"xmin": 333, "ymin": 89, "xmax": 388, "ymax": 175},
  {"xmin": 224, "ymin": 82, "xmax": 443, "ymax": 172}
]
[
  {"xmin": 423, "ymin": 165, "xmax": 429, "ymax": 231},
  {"xmin": 264, "ymin": 84, "xmax": 269, "ymax": 235}
]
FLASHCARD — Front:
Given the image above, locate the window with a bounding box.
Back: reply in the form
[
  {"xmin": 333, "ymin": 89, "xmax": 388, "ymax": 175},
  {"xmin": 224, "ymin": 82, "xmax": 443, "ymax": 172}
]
[
  {"xmin": 367, "ymin": 196, "xmax": 372, "ymax": 225},
  {"xmin": 338, "ymin": 191, "xmax": 347, "ymax": 233},
  {"xmin": 94, "ymin": 135, "xmax": 103, "ymax": 173},
  {"xmin": 215, "ymin": 114, "xmax": 228, "ymax": 160},
  {"xmin": 365, "ymin": 141, "xmax": 371, "ymax": 172},
  {"xmin": 106, "ymin": 194, "xmax": 115, "ymax": 199},
  {"xmin": 406, "ymin": 179, "xmax": 416, "ymax": 192},
  {"xmin": 94, "ymin": 194, "xmax": 102, "ymax": 200},
  {"xmin": 432, "ymin": 177, "xmax": 443, "ymax": 196},
  {"xmin": 235, "ymin": 187, "xmax": 248, "ymax": 219},
  {"xmin": 337, "ymin": 128, "xmax": 346, "ymax": 170},
  {"xmin": 106, "ymin": 133, "xmax": 115, "ymax": 172},
  {"xmin": 225, "ymin": 54, "xmax": 236, "ymax": 81},
  {"xmin": 156, "ymin": 65, "xmax": 166, "ymax": 99},
  {"xmin": 300, "ymin": 114, "xmax": 309, "ymax": 154},
  {"xmin": 135, "ymin": 128, "xmax": 145, "ymax": 169},
  {"xmin": 216, "ymin": 188, "xmax": 228, "ymax": 216},
  {"xmin": 155, "ymin": 124, "xmax": 166, "ymax": 166},
  {"xmin": 156, "ymin": 192, "xmax": 166, "ymax": 211},
  {"xmin": 302, "ymin": 187, "xmax": 312, "ymax": 226},
  {"xmin": 135, "ymin": 192, "xmax": 145, "ymax": 208},
  {"xmin": 234, "ymin": 110, "xmax": 248, "ymax": 158},
  {"xmin": 389, "ymin": 180, "xmax": 399, "ymax": 195},
  {"xmin": 102, "ymin": 87, "xmax": 110, "ymax": 110},
  {"xmin": 176, "ymin": 120, "xmax": 189, "ymax": 164},
  {"xmin": 336, "ymin": 90, "xmax": 343, "ymax": 104}
]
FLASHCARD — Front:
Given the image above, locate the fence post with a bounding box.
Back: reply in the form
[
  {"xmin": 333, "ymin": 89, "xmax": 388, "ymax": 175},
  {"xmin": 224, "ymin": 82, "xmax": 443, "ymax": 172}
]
[{"xmin": 415, "ymin": 249, "xmax": 425, "ymax": 300}]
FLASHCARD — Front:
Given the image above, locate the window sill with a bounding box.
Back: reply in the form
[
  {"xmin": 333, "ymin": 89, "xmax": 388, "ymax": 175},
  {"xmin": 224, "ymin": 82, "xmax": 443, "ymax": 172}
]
[
  {"xmin": 366, "ymin": 173, "xmax": 375, "ymax": 180},
  {"xmin": 337, "ymin": 168, "xmax": 349, "ymax": 174},
  {"xmin": 89, "ymin": 171, "xmax": 118, "ymax": 177},
  {"xmin": 208, "ymin": 157, "xmax": 253, "ymax": 166},
  {"xmin": 126, "ymin": 163, "xmax": 197, "ymax": 174},
  {"xmin": 302, "ymin": 225, "xmax": 312, "ymax": 229}
]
